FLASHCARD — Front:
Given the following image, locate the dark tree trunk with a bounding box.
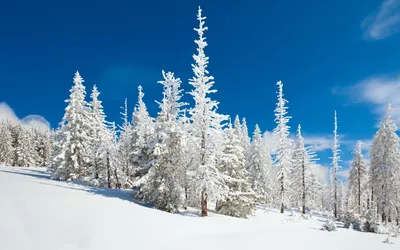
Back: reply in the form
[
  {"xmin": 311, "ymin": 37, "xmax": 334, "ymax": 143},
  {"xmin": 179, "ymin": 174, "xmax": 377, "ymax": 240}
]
[
  {"xmin": 114, "ymin": 169, "xmax": 121, "ymax": 189},
  {"xmin": 184, "ymin": 187, "xmax": 188, "ymax": 210},
  {"xmin": 201, "ymin": 188, "xmax": 208, "ymax": 217},
  {"xmin": 106, "ymin": 152, "xmax": 111, "ymax": 188}
]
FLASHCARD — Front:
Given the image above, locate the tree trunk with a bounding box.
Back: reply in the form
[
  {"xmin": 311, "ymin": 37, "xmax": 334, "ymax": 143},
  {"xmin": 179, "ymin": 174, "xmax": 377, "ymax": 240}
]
[
  {"xmin": 113, "ymin": 169, "xmax": 121, "ymax": 189},
  {"xmin": 280, "ymin": 203, "xmax": 284, "ymax": 214},
  {"xmin": 201, "ymin": 188, "xmax": 208, "ymax": 217},
  {"xmin": 184, "ymin": 187, "xmax": 188, "ymax": 210},
  {"xmin": 106, "ymin": 152, "xmax": 111, "ymax": 188}
]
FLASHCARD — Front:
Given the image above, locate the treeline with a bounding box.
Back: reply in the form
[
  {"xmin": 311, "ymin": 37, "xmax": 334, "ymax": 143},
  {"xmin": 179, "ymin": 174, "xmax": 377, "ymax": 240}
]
[{"xmin": 0, "ymin": 120, "xmax": 51, "ymax": 168}]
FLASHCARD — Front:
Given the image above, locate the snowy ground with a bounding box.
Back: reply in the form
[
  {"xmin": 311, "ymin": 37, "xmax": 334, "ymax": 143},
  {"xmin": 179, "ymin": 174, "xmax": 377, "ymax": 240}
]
[{"xmin": 0, "ymin": 166, "xmax": 398, "ymax": 250}]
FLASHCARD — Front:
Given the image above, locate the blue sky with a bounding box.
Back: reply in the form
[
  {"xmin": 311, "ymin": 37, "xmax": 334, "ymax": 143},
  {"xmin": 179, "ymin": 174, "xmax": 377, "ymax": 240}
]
[{"xmin": 1, "ymin": 0, "xmax": 400, "ymax": 179}]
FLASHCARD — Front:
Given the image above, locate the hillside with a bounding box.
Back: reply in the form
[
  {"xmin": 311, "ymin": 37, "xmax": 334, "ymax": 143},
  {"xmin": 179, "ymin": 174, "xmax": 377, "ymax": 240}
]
[{"xmin": 0, "ymin": 166, "xmax": 398, "ymax": 250}]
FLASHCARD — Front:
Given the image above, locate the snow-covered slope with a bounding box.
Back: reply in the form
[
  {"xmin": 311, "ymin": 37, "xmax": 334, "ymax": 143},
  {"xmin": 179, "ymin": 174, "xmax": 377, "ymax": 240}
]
[{"xmin": 0, "ymin": 166, "xmax": 398, "ymax": 250}]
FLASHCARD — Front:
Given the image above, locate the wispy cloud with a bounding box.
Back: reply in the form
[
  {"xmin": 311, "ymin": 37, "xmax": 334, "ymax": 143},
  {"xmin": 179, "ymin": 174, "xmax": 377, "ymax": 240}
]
[
  {"xmin": 0, "ymin": 102, "xmax": 49, "ymax": 131},
  {"xmin": 362, "ymin": 0, "xmax": 400, "ymax": 40},
  {"xmin": 334, "ymin": 74, "xmax": 400, "ymax": 125}
]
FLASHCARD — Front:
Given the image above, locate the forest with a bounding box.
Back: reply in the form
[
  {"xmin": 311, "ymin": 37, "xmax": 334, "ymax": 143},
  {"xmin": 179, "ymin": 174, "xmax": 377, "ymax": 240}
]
[{"xmin": 0, "ymin": 7, "xmax": 399, "ymax": 234}]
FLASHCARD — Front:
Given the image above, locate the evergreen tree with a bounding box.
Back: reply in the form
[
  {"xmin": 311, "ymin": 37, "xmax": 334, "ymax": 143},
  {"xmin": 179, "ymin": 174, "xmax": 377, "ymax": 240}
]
[
  {"xmin": 273, "ymin": 80, "xmax": 293, "ymax": 214},
  {"xmin": 291, "ymin": 124, "xmax": 319, "ymax": 214},
  {"xmin": 187, "ymin": 7, "xmax": 228, "ymax": 216},
  {"xmin": 369, "ymin": 104, "xmax": 400, "ymax": 223},
  {"xmin": 217, "ymin": 122, "xmax": 256, "ymax": 218},
  {"xmin": 130, "ymin": 85, "xmax": 155, "ymax": 184},
  {"xmin": 347, "ymin": 141, "xmax": 368, "ymax": 214},
  {"xmin": 330, "ymin": 111, "xmax": 341, "ymax": 218},
  {"xmin": 247, "ymin": 124, "xmax": 273, "ymax": 203},
  {"xmin": 117, "ymin": 98, "xmax": 132, "ymax": 178},
  {"xmin": 139, "ymin": 71, "xmax": 187, "ymax": 212},
  {"xmin": 241, "ymin": 118, "xmax": 251, "ymax": 153},
  {"xmin": 52, "ymin": 71, "xmax": 92, "ymax": 181},
  {"xmin": 87, "ymin": 85, "xmax": 116, "ymax": 187}
]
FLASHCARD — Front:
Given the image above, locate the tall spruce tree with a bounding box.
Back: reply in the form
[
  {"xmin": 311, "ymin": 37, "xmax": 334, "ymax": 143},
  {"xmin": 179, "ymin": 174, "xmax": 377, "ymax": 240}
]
[
  {"xmin": 369, "ymin": 104, "xmax": 400, "ymax": 223},
  {"xmin": 52, "ymin": 71, "xmax": 92, "ymax": 181},
  {"xmin": 216, "ymin": 121, "xmax": 256, "ymax": 218},
  {"xmin": 347, "ymin": 141, "xmax": 367, "ymax": 214},
  {"xmin": 139, "ymin": 71, "xmax": 187, "ymax": 212},
  {"xmin": 291, "ymin": 124, "xmax": 319, "ymax": 214},
  {"xmin": 330, "ymin": 111, "xmax": 341, "ymax": 218},
  {"xmin": 273, "ymin": 80, "xmax": 293, "ymax": 214},
  {"xmin": 187, "ymin": 7, "xmax": 228, "ymax": 216},
  {"xmin": 247, "ymin": 124, "xmax": 273, "ymax": 203}
]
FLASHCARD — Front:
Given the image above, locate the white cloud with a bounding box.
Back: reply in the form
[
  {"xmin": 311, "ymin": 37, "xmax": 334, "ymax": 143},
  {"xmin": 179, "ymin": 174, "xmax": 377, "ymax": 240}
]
[
  {"xmin": 0, "ymin": 102, "xmax": 50, "ymax": 131},
  {"xmin": 362, "ymin": 0, "xmax": 400, "ymax": 40},
  {"xmin": 303, "ymin": 136, "xmax": 332, "ymax": 152},
  {"xmin": 337, "ymin": 169, "xmax": 350, "ymax": 179},
  {"xmin": 310, "ymin": 163, "xmax": 330, "ymax": 183},
  {"xmin": 335, "ymin": 74, "xmax": 400, "ymax": 126}
]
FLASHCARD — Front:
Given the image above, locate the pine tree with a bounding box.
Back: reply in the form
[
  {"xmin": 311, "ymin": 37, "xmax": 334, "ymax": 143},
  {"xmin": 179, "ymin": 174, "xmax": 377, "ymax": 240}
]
[
  {"xmin": 216, "ymin": 122, "xmax": 256, "ymax": 218},
  {"xmin": 52, "ymin": 71, "xmax": 92, "ymax": 181},
  {"xmin": 187, "ymin": 7, "xmax": 228, "ymax": 217},
  {"xmin": 139, "ymin": 71, "xmax": 187, "ymax": 212},
  {"xmin": 291, "ymin": 124, "xmax": 319, "ymax": 214},
  {"xmin": 130, "ymin": 85, "xmax": 155, "ymax": 184},
  {"xmin": 103, "ymin": 123, "xmax": 127, "ymax": 189},
  {"xmin": 117, "ymin": 98, "xmax": 132, "ymax": 179},
  {"xmin": 87, "ymin": 85, "xmax": 116, "ymax": 187},
  {"xmin": 347, "ymin": 141, "xmax": 367, "ymax": 214},
  {"xmin": 273, "ymin": 80, "xmax": 293, "ymax": 214},
  {"xmin": 369, "ymin": 104, "xmax": 400, "ymax": 223},
  {"xmin": 241, "ymin": 117, "xmax": 251, "ymax": 156},
  {"xmin": 330, "ymin": 111, "xmax": 341, "ymax": 218},
  {"xmin": 247, "ymin": 124, "xmax": 273, "ymax": 203}
]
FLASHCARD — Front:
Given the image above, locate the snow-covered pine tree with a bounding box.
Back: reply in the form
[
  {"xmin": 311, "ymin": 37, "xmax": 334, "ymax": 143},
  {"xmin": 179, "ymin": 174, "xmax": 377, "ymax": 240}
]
[
  {"xmin": 48, "ymin": 128, "xmax": 64, "ymax": 173},
  {"xmin": 103, "ymin": 122, "xmax": 127, "ymax": 189},
  {"xmin": 52, "ymin": 71, "xmax": 92, "ymax": 181},
  {"xmin": 33, "ymin": 128, "xmax": 52, "ymax": 168},
  {"xmin": 369, "ymin": 104, "xmax": 400, "ymax": 223},
  {"xmin": 139, "ymin": 71, "xmax": 187, "ymax": 212},
  {"xmin": 273, "ymin": 80, "xmax": 293, "ymax": 214},
  {"xmin": 14, "ymin": 127, "xmax": 35, "ymax": 167},
  {"xmin": 187, "ymin": 7, "xmax": 229, "ymax": 216},
  {"xmin": 347, "ymin": 141, "xmax": 368, "ymax": 214},
  {"xmin": 216, "ymin": 121, "xmax": 256, "ymax": 218},
  {"xmin": 241, "ymin": 118, "xmax": 251, "ymax": 154},
  {"xmin": 330, "ymin": 111, "xmax": 341, "ymax": 218},
  {"xmin": 117, "ymin": 98, "xmax": 132, "ymax": 179},
  {"xmin": 27, "ymin": 127, "xmax": 41, "ymax": 167},
  {"xmin": 10, "ymin": 124, "xmax": 23, "ymax": 166},
  {"xmin": 0, "ymin": 120, "xmax": 14, "ymax": 165},
  {"xmin": 130, "ymin": 85, "xmax": 155, "ymax": 184},
  {"xmin": 87, "ymin": 85, "xmax": 116, "ymax": 187},
  {"xmin": 247, "ymin": 124, "xmax": 273, "ymax": 203},
  {"xmin": 291, "ymin": 124, "xmax": 319, "ymax": 214}
]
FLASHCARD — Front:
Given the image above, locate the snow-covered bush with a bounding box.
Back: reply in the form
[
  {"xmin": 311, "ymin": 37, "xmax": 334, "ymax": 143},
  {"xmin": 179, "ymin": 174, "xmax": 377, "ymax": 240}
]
[
  {"xmin": 323, "ymin": 220, "xmax": 337, "ymax": 231},
  {"xmin": 343, "ymin": 210, "xmax": 362, "ymax": 231},
  {"xmin": 371, "ymin": 223, "xmax": 389, "ymax": 234}
]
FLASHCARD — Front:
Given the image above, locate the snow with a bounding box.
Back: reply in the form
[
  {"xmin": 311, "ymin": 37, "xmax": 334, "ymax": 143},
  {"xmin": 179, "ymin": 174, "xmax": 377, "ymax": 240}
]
[{"xmin": 0, "ymin": 166, "xmax": 398, "ymax": 250}]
